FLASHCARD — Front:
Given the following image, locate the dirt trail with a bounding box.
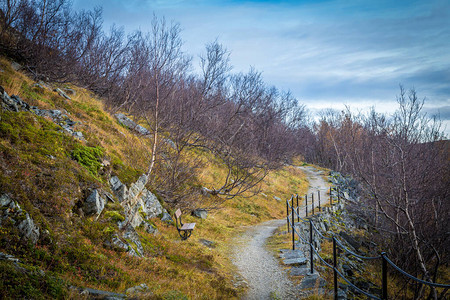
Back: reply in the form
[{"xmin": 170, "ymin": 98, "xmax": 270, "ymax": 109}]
[
  {"xmin": 298, "ymin": 166, "xmax": 330, "ymax": 210},
  {"xmin": 231, "ymin": 165, "xmax": 329, "ymax": 300}
]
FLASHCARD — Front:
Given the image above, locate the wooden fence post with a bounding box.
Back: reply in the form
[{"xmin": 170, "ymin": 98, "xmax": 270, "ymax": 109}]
[
  {"xmin": 292, "ymin": 200, "xmax": 295, "ymax": 250},
  {"xmin": 330, "ymin": 186, "xmax": 332, "ymax": 206},
  {"xmin": 305, "ymin": 194, "xmax": 308, "ymax": 217},
  {"xmin": 286, "ymin": 199, "xmax": 290, "ymax": 233},
  {"xmin": 318, "ymin": 190, "xmax": 321, "ymax": 211},
  {"xmin": 333, "ymin": 236, "xmax": 338, "ymax": 300},
  {"xmin": 309, "ymin": 220, "xmax": 314, "ymax": 274}
]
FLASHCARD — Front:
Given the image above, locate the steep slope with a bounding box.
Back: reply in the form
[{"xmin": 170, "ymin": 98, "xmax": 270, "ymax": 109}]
[{"xmin": 0, "ymin": 57, "xmax": 309, "ymax": 299}]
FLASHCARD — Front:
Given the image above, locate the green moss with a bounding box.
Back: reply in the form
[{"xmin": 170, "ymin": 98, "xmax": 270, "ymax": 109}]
[
  {"xmin": 104, "ymin": 211, "xmax": 125, "ymax": 223},
  {"xmin": 111, "ymin": 155, "xmax": 142, "ymax": 185},
  {"xmin": 71, "ymin": 145, "xmax": 104, "ymax": 176}
]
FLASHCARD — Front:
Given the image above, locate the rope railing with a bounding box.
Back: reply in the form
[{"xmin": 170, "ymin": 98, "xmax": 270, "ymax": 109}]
[
  {"xmin": 382, "ymin": 255, "xmax": 450, "ymax": 289},
  {"xmin": 333, "ymin": 235, "xmax": 382, "ymax": 260},
  {"xmin": 285, "ymin": 191, "xmax": 450, "ymax": 300}
]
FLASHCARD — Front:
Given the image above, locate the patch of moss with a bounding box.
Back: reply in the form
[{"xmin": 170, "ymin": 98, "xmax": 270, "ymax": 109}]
[
  {"xmin": 104, "ymin": 210, "xmax": 125, "ymax": 223},
  {"xmin": 71, "ymin": 145, "xmax": 104, "ymax": 176}
]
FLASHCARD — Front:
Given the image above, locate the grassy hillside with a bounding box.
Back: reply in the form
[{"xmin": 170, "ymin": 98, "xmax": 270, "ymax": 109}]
[{"xmin": 0, "ymin": 57, "xmax": 309, "ymax": 299}]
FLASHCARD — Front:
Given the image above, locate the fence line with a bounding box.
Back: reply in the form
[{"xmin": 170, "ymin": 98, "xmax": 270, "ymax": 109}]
[{"xmin": 285, "ymin": 190, "xmax": 450, "ymax": 300}]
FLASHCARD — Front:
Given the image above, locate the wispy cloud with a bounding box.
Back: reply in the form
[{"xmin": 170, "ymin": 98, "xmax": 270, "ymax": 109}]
[{"xmin": 73, "ymin": 0, "xmax": 450, "ymax": 134}]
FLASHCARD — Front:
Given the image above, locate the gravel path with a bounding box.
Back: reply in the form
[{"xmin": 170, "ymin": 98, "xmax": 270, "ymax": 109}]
[{"xmin": 231, "ymin": 166, "xmax": 330, "ymax": 300}]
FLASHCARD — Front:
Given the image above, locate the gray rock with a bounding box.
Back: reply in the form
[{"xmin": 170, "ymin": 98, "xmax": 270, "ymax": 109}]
[
  {"xmin": 128, "ymin": 174, "xmax": 148, "ymax": 202},
  {"xmin": 50, "ymin": 110, "xmax": 62, "ymax": 118},
  {"xmin": 126, "ymin": 283, "xmax": 150, "ymax": 296},
  {"xmin": 110, "ymin": 176, "xmax": 128, "ymax": 203},
  {"xmin": 140, "ymin": 189, "xmax": 163, "ymax": 219},
  {"xmin": 115, "ymin": 113, "xmax": 136, "ymax": 129},
  {"xmin": 62, "ymin": 88, "xmax": 76, "ymax": 96},
  {"xmin": 115, "ymin": 113, "xmax": 150, "ymax": 136},
  {"xmin": 122, "ymin": 225, "xmax": 143, "ymax": 256},
  {"xmin": 143, "ymin": 222, "xmax": 158, "ymax": 234},
  {"xmin": 83, "ymin": 189, "xmax": 105, "ymax": 215},
  {"xmin": 135, "ymin": 124, "xmax": 150, "ymax": 136},
  {"xmin": 11, "ymin": 61, "xmax": 22, "ymax": 71},
  {"xmin": 73, "ymin": 131, "xmax": 84, "ymax": 139},
  {"xmin": 0, "ymin": 194, "xmax": 13, "ymax": 207},
  {"xmin": 0, "ymin": 195, "xmax": 40, "ymax": 244},
  {"xmin": 17, "ymin": 214, "xmax": 40, "ymax": 244},
  {"xmin": 192, "ymin": 208, "xmax": 208, "ymax": 219},
  {"xmin": 79, "ymin": 287, "xmax": 126, "ymax": 299},
  {"xmin": 54, "ymin": 88, "xmax": 71, "ymax": 100},
  {"xmin": 299, "ymin": 273, "xmax": 326, "ymax": 290},
  {"xmin": 199, "ymin": 239, "xmax": 216, "ymax": 248},
  {"xmin": 160, "ymin": 211, "xmax": 173, "ymax": 223},
  {"xmin": 283, "ymin": 257, "xmax": 307, "ymax": 265},
  {"xmin": 279, "ymin": 249, "xmax": 305, "ymax": 260},
  {"xmin": 273, "ymin": 196, "xmax": 282, "ymax": 202},
  {"xmin": 105, "ymin": 234, "xmax": 129, "ymax": 252},
  {"xmin": 0, "ymin": 252, "xmax": 20, "ymax": 263},
  {"xmin": 289, "ymin": 266, "xmax": 311, "ymax": 276},
  {"xmin": 110, "ymin": 176, "xmax": 123, "ymax": 192}
]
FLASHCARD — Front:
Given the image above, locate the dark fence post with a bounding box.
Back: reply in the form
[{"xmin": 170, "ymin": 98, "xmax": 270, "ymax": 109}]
[
  {"xmin": 330, "ymin": 186, "xmax": 332, "ymax": 206},
  {"xmin": 305, "ymin": 194, "xmax": 308, "ymax": 217},
  {"xmin": 296, "ymin": 194, "xmax": 300, "ymax": 223},
  {"xmin": 309, "ymin": 220, "xmax": 314, "ymax": 274},
  {"xmin": 337, "ymin": 187, "xmax": 341, "ymax": 203},
  {"xmin": 292, "ymin": 200, "xmax": 295, "ymax": 250},
  {"xmin": 333, "ymin": 236, "xmax": 338, "ymax": 300},
  {"xmin": 381, "ymin": 252, "xmax": 388, "ymax": 299},
  {"xmin": 318, "ymin": 190, "xmax": 321, "ymax": 211},
  {"xmin": 312, "ymin": 193, "xmax": 315, "ymax": 215},
  {"xmin": 286, "ymin": 199, "xmax": 290, "ymax": 233}
]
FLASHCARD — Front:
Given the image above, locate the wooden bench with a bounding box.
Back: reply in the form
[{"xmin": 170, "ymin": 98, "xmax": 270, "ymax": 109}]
[{"xmin": 174, "ymin": 209, "xmax": 196, "ymax": 240}]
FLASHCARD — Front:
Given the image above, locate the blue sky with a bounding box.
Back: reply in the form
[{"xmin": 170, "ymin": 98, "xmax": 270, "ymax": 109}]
[{"xmin": 73, "ymin": 0, "xmax": 450, "ymax": 135}]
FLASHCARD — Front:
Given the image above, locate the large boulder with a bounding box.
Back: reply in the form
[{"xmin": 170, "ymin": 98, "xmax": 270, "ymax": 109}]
[
  {"xmin": 140, "ymin": 189, "xmax": 163, "ymax": 219},
  {"xmin": 83, "ymin": 189, "xmax": 105, "ymax": 216}
]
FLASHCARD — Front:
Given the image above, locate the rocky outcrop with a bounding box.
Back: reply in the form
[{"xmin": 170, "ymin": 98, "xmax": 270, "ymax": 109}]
[
  {"xmin": 107, "ymin": 174, "xmax": 171, "ymax": 256},
  {"xmin": 109, "ymin": 175, "xmax": 168, "ymax": 228},
  {"xmin": 115, "ymin": 113, "xmax": 150, "ymax": 136},
  {"xmin": 0, "ymin": 194, "xmax": 40, "ymax": 244},
  {"xmin": 0, "ymin": 86, "xmax": 84, "ymax": 140},
  {"xmin": 83, "ymin": 189, "xmax": 106, "ymax": 216}
]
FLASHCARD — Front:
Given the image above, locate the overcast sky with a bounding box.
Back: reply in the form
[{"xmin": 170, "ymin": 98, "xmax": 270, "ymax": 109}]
[{"xmin": 73, "ymin": 0, "xmax": 450, "ymax": 135}]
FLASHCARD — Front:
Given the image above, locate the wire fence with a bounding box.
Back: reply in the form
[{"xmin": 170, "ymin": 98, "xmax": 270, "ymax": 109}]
[{"xmin": 285, "ymin": 189, "xmax": 450, "ymax": 300}]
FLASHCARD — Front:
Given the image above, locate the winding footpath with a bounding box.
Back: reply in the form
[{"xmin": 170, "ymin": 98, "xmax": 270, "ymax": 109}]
[{"xmin": 231, "ymin": 165, "xmax": 329, "ymax": 300}]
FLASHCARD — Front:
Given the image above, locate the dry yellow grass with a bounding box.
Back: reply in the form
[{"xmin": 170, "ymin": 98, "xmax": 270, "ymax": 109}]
[{"xmin": 0, "ymin": 56, "xmax": 313, "ymax": 298}]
